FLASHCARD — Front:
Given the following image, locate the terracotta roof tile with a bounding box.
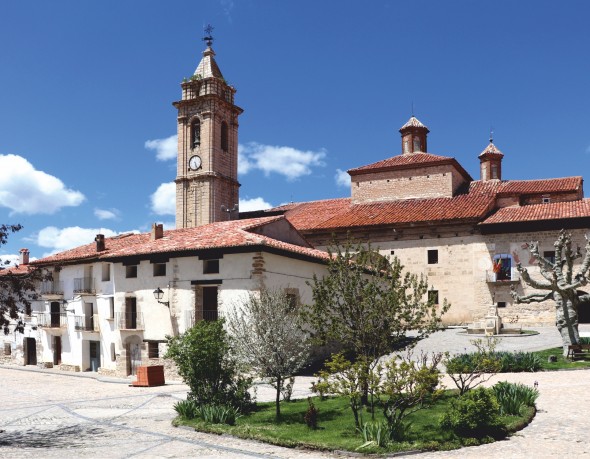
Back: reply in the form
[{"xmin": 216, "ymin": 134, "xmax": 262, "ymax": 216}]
[
  {"xmin": 31, "ymin": 216, "xmax": 329, "ymax": 266},
  {"xmin": 496, "ymin": 177, "xmax": 582, "ymax": 195},
  {"xmin": 478, "ymin": 142, "xmax": 504, "ymax": 158},
  {"xmin": 348, "ymin": 152, "xmax": 457, "ymax": 174},
  {"xmin": 399, "ymin": 116, "xmax": 429, "ymax": 131},
  {"xmin": 481, "ymin": 199, "xmax": 590, "ymax": 225}
]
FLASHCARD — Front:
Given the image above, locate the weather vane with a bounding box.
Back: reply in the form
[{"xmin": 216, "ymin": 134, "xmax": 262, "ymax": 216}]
[
  {"xmin": 489, "ymin": 125, "xmax": 494, "ymax": 144},
  {"xmin": 203, "ymin": 24, "xmax": 214, "ymax": 47}
]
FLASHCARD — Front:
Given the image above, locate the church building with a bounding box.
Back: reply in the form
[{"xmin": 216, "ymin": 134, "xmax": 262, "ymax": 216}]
[{"xmin": 4, "ymin": 36, "xmax": 590, "ymax": 376}]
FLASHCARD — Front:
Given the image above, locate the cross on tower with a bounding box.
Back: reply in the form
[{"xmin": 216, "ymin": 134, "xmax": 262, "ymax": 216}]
[{"xmin": 203, "ymin": 24, "xmax": 214, "ymax": 47}]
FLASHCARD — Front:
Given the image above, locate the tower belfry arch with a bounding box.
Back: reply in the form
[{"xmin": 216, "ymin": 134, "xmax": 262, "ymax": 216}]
[{"xmin": 173, "ymin": 27, "xmax": 243, "ymax": 228}]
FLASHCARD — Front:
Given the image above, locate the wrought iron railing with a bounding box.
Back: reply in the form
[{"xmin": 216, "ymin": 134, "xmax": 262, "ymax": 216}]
[
  {"xmin": 37, "ymin": 312, "xmax": 67, "ymax": 328},
  {"xmin": 74, "ymin": 277, "xmax": 95, "ymax": 294},
  {"xmin": 485, "ymin": 269, "xmax": 520, "ymax": 283},
  {"xmin": 186, "ymin": 309, "xmax": 222, "ymax": 328},
  {"xmin": 74, "ymin": 315, "xmax": 100, "ymax": 332},
  {"xmin": 40, "ymin": 281, "xmax": 64, "ymax": 295},
  {"xmin": 115, "ymin": 312, "xmax": 144, "ymax": 330}
]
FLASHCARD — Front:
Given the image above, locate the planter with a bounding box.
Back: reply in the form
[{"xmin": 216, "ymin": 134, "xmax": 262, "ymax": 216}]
[{"xmin": 132, "ymin": 365, "xmax": 165, "ymax": 387}]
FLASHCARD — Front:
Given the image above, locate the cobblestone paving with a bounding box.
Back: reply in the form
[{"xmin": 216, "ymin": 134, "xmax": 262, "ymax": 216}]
[{"xmin": 1, "ymin": 326, "xmax": 589, "ymax": 458}]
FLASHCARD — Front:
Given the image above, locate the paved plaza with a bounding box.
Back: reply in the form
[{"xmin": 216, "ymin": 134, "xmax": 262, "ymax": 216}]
[{"xmin": 1, "ymin": 326, "xmax": 589, "ymax": 458}]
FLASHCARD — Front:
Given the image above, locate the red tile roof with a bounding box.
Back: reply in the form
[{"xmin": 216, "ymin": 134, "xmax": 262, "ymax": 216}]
[
  {"xmin": 478, "ymin": 142, "xmax": 504, "ymax": 158},
  {"xmin": 0, "ymin": 264, "xmax": 33, "ymax": 276},
  {"xmin": 481, "ymin": 199, "xmax": 590, "ymax": 225},
  {"xmin": 31, "ymin": 216, "xmax": 329, "ymax": 266},
  {"xmin": 496, "ymin": 177, "xmax": 582, "ymax": 195}
]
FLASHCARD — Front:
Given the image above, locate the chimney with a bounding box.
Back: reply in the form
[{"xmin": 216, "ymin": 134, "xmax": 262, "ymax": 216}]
[
  {"xmin": 19, "ymin": 248, "xmax": 30, "ymax": 265},
  {"xmin": 95, "ymin": 234, "xmax": 106, "ymax": 252},
  {"xmin": 151, "ymin": 223, "xmax": 164, "ymax": 241}
]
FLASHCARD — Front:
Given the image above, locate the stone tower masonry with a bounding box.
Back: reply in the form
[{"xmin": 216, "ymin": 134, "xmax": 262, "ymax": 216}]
[{"xmin": 173, "ymin": 39, "xmax": 243, "ymax": 228}]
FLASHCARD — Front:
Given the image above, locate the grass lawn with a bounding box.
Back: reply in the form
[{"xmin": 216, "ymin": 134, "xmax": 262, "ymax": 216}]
[
  {"xmin": 535, "ymin": 347, "xmax": 590, "ymax": 371},
  {"xmin": 175, "ymin": 392, "xmax": 534, "ymax": 454}
]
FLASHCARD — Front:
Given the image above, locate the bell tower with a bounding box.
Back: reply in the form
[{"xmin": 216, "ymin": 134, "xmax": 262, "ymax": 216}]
[{"xmin": 173, "ymin": 27, "xmax": 243, "ymax": 228}]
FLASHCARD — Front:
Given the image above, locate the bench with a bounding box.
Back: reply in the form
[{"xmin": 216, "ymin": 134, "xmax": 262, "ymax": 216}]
[{"xmin": 567, "ymin": 344, "xmax": 590, "ymax": 360}]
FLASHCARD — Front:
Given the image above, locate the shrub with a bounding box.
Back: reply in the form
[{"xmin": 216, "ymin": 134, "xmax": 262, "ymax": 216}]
[
  {"xmin": 496, "ymin": 351, "xmax": 542, "ymax": 372},
  {"xmin": 165, "ymin": 319, "xmax": 253, "ymax": 413},
  {"xmin": 195, "ymin": 404, "xmax": 241, "ymax": 425},
  {"xmin": 445, "ymin": 339, "xmax": 502, "ymax": 395},
  {"xmin": 304, "ymin": 397, "xmax": 319, "ymax": 429},
  {"xmin": 440, "ymin": 388, "xmax": 504, "ymax": 438},
  {"xmin": 492, "ymin": 381, "xmax": 539, "ymax": 415},
  {"xmin": 174, "ymin": 399, "xmax": 198, "ymax": 419},
  {"xmin": 357, "ymin": 420, "xmax": 390, "ymax": 449},
  {"xmin": 579, "ymin": 337, "xmax": 590, "ymax": 345}
]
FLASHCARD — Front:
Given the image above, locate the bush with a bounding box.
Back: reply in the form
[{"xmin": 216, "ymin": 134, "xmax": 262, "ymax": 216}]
[
  {"xmin": 174, "ymin": 399, "xmax": 198, "ymax": 419},
  {"xmin": 492, "ymin": 381, "xmax": 539, "ymax": 415},
  {"xmin": 440, "ymin": 388, "xmax": 504, "ymax": 438},
  {"xmin": 496, "ymin": 352, "xmax": 542, "ymax": 372},
  {"xmin": 194, "ymin": 404, "xmax": 241, "ymax": 425},
  {"xmin": 165, "ymin": 319, "xmax": 253, "ymax": 412},
  {"xmin": 304, "ymin": 397, "xmax": 319, "ymax": 429}
]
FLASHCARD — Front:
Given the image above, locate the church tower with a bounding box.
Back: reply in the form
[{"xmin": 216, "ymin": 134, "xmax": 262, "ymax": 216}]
[
  {"xmin": 399, "ymin": 116, "xmax": 429, "ymax": 154},
  {"xmin": 173, "ymin": 29, "xmax": 243, "ymax": 228}
]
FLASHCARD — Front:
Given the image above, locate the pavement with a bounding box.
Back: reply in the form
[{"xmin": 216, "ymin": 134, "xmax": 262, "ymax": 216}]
[{"xmin": 0, "ymin": 325, "xmax": 589, "ymax": 458}]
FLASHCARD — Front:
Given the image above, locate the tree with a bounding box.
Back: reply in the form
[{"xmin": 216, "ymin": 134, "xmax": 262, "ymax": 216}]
[
  {"xmin": 165, "ymin": 319, "xmax": 252, "ymax": 412},
  {"xmin": 0, "ymin": 224, "xmax": 43, "ymax": 334},
  {"xmin": 305, "ymin": 239, "xmax": 449, "ymax": 400},
  {"xmin": 511, "ymin": 230, "xmax": 590, "ymax": 355},
  {"xmin": 226, "ymin": 288, "xmax": 311, "ymax": 420}
]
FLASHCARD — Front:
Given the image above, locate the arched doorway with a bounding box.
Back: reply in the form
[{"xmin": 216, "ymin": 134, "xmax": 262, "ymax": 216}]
[{"xmin": 123, "ymin": 335, "xmax": 143, "ymax": 376}]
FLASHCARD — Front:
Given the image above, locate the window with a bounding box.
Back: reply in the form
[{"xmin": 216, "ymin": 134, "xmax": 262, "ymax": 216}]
[
  {"xmin": 427, "ymin": 249, "xmax": 439, "ymax": 265},
  {"xmin": 191, "ymin": 119, "xmax": 200, "ymax": 148},
  {"xmin": 111, "ymin": 343, "xmax": 116, "ymax": 362},
  {"xmin": 491, "ymin": 164, "xmax": 498, "ymax": 179},
  {"xmin": 497, "ymin": 302, "xmax": 507, "ymax": 308},
  {"xmin": 153, "ymin": 263, "xmax": 166, "ymax": 277},
  {"xmin": 102, "ymin": 263, "xmax": 111, "ymax": 282},
  {"xmin": 492, "ymin": 254, "xmax": 512, "ymax": 281},
  {"xmin": 390, "ymin": 250, "xmax": 395, "ymax": 255},
  {"xmin": 148, "ymin": 342, "xmax": 159, "ymax": 359},
  {"xmin": 220, "ymin": 121, "xmax": 228, "ymax": 152},
  {"xmin": 428, "ymin": 290, "xmax": 439, "ymax": 305},
  {"xmin": 403, "ymin": 140, "xmax": 409, "ymax": 154},
  {"xmin": 203, "ymin": 259, "xmax": 219, "ymax": 274},
  {"xmin": 413, "ymin": 137, "xmax": 421, "ymax": 152},
  {"xmin": 126, "ymin": 265, "xmax": 138, "ymax": 278},
  {"xmin": 543, "ymin": 251, "xmax": 556, "ymax": 264},
  {"xmin": 108, "ymin": 297, "xmax": 115, "ymax": 319},
  {"xmin": 542, "ymin": 196, "xmax": 551, "ymax": 204}
]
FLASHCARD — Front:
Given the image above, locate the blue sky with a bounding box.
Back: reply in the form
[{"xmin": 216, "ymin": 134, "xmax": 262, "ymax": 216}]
[{"xmin": 1, "ymin": 1, "xmax": 590, "ymax": 262}]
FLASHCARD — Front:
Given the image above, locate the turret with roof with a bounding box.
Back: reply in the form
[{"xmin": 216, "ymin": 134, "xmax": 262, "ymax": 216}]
[{"xmin": 479, "ymin": 135, "xmax": 504, "ymax": 181}]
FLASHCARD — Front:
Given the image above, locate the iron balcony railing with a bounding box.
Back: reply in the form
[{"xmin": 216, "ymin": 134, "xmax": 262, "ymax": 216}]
[
  {"xmin": 74, "ymin": 277, "xmax": 95, "ymax": 294},
  {"xmin": 115, "ymin": 312, "xmax": 144, "ymax": 330},
  {"xmin": 74, "ymin": 315, "xmax": 100, "ymax": 332},
  {"xmin": 485, "ymin": 268, "xmax": 520, "ymax": 283},
  {"xmin": 40, "ymin": 280, "xmax": 64, "ymax": 295},
  {"xmin": 186, "ymin": 309, "xmax": 222, "ymax": 328},
  {"xmin": 37, "ymin": 312, "xmax": 67, "ymax": 328}
]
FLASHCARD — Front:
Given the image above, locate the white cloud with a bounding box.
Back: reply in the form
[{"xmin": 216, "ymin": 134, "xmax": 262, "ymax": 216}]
[
  {"xmin": 150, "ymin": 182, "xmax": 176, "ymax": 215},
  {"xmin": 239, "ymin": 142, "xmax": 326, "ymax": 181},
  {"xmin": 335, "ymin": 168, "xmax": 350, "ymax": 188},
  {"xmin": 145, "ymin": 135, "xmax": 177, "ymax": 161},
  {"xmin": 239, "ymin": 197, "xmax": 273, "ymax": 212},
  {"xmin": 0, "ymin": 154, "xmax": 85, "ymax": 215},
  {"xmin": 36, "ymin": 226, "xmax": 120, "ymax": 253},
  {"xmin": 94, "ymin": 208, "xmax": 119, "ymax": 220}
]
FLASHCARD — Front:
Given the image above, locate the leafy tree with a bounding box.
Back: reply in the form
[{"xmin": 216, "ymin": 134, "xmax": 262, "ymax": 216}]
[
  {"xmin": 0, "ymin": 224, "xmax": 43, "ymax": 334},
  {"xmin": 305, "ymin": 239, "xmax": 449, "ymax": 400},
  {"xmin": 165, "ymin": 319, "xmax": 252, "ymax": 412},
  {"xmin": 511, "ymin": 230, "xmax": 590, "ymax": 355},
  {"xmin": 226, "ymin": 288, "xmax": 311, "ymax": 420}
]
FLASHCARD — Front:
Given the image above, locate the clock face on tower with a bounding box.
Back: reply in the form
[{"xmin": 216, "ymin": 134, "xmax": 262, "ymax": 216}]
[{"xmin": 188, "ymin": 155, "xmax": 202, "ymax": 171}]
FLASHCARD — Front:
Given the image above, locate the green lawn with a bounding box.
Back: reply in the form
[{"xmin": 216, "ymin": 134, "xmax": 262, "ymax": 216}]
[
  {"xmin": 535, "ymin": 347, "xmax": 590, "ymax": 371},
  {"xmin": 175, "ymin": 392, "xmax": 534, "ymax": 454}
]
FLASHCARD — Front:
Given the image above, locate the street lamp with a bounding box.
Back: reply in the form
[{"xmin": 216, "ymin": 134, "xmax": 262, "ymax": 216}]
[{"xmin": 153, "ymin": 287, "xmax": 169, "ymax": 307}]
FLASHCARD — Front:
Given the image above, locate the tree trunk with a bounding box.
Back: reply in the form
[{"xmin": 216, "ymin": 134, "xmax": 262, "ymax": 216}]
[
  {"xmin": 555, "ymin": 293, "xmax": 580, "ymax": 356},
  {"xmin": 275, "ymin": 375, "xmax": 282, "ymax": 420}
]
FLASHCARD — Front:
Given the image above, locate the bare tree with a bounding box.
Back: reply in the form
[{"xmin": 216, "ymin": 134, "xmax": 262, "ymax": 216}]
[
  {"xmin": 511, "ymin": 230, "xmax": 590, "ymax": 355},
  {"xmin": 226, "ymin": 288, "xmax": 311, "ymax": 420}
]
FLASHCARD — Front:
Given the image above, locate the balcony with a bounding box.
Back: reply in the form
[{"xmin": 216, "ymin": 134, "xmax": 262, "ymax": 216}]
[
  {"xmin": 74, "ymin": 315, "xmax": 100, "ymax": 332},
  {"xmin": 186, "ymin": 309, "xmax": 222, "ymax": 328},
  {"xmin": 37, "ymin": 312, "xmax": 67, "ymax": 328},
  {"xmin": 40, "ymin": 281, "xmax": 64, "ymax": 296},
  {"xmin": 116, "ymin": 312, "xmax": 144, "ymax": 330},
  {"xmin": 74, "ymin": 277, "xmax": 95, "ymax": 294},
  {"xmin": 486, "ymin": 269, "xmax": 520, "ymax": 284}
]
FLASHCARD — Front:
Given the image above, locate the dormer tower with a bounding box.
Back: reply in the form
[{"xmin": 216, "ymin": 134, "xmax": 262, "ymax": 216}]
[
  {"xmin": 173, "ymin": 30, "xmax": 243, "ymax": 228},
  {"xmin": 399, "ymin": 116, "xmax": 429, "ymax": 154},
  {"xmin": 479, "ymin": 139, "xmax": 504, "ymax": 181}
]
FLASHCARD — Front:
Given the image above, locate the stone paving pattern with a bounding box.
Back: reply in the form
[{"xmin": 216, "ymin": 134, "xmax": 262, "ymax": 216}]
[{"xmin": 1, "ymin": 326, "xmax": 589, "ymax": 458}]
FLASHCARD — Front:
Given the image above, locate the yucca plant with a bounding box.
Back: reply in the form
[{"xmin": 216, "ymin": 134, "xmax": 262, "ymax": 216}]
[
  {"xmin": 357, "ymin": 420, "xmax": 390, "ymax": 449},
  {"xmin": 173, "ymin": 399, "xmax": 198, "ymax": 419},
  {"xmin": 492, "ymin": 381, "xmax": 539, "ymax": 415}
]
